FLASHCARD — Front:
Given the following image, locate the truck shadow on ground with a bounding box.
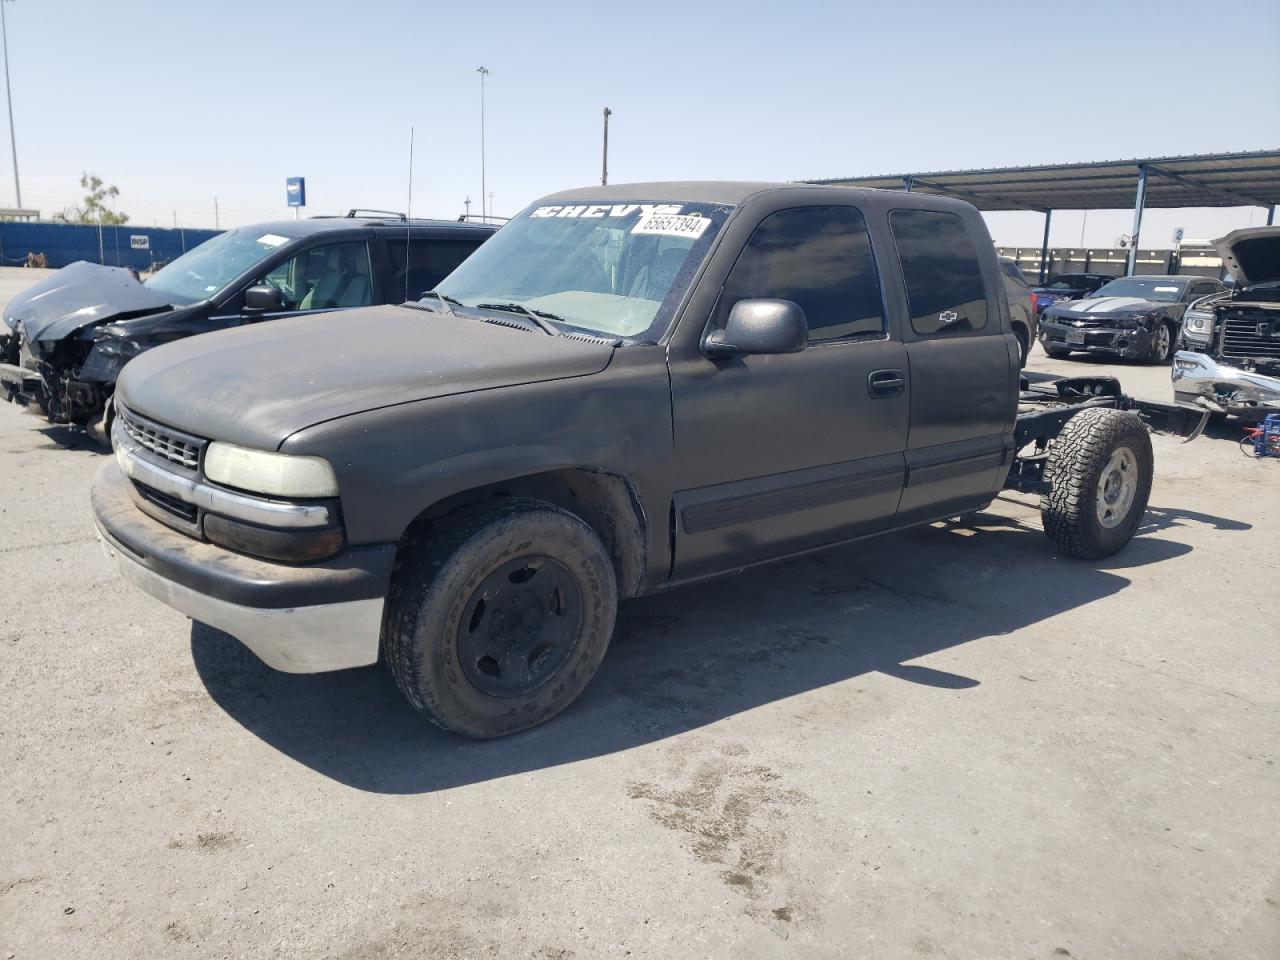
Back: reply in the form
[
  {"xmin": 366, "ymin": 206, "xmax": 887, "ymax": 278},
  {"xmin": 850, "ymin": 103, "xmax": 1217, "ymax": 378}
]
[{"xmin": 189, "ymin": 505, "xmax": 1244, "ymax": 794}]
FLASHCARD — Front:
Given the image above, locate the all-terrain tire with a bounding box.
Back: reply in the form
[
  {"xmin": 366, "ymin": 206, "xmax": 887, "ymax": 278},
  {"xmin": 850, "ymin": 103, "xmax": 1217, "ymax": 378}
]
[
  {"xmin": 1041, "ymin": 408, "xmax": 1153, "ymax": 560},
  {"xmin": 1043, "ymin": 344, "xmax": 1073, "ymax": 359},
  {"xmin": 383, "ymin": 498, "xmax": 617, "ymax": 739}
]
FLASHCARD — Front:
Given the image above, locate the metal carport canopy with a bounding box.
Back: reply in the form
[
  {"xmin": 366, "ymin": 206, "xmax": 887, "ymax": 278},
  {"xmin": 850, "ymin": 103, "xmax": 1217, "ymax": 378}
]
[{"xmin": 807, "ymin": 150, "xmax": 1280, "ymax": 279}]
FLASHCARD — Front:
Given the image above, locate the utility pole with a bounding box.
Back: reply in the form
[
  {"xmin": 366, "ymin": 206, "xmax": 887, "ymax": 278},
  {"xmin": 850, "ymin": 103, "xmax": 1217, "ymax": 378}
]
[
  {"xmin": 476, "ymin": 66, "xmax": 490, "ymax": 220},
  {"xmin": 488, "ymin": 192, "xmax": 494, "ymax": 220},
  {"xmin": 464, "ymin": 196, "xmax": 471, "ymax": 220},
  {"xmin": 1, "ymin": 0, "xmax": 22, "ymax": 208},
  {"xmin": 213, "ymin": 196, "xmax": 219, "ymax": 230},
  {"xmin": 601, "ymin": 107, "xmax": 611, "ymax": 186}
]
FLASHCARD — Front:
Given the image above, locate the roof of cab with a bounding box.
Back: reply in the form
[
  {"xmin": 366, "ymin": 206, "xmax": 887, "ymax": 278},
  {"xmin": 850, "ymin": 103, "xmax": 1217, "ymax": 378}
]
[
  {"xmin": 541, "ymin": 180, "xmax": 988, "ymax": 214},
  {"xmin": 231, "ymin": 217, "xmax": 496, "ymax": 240}
]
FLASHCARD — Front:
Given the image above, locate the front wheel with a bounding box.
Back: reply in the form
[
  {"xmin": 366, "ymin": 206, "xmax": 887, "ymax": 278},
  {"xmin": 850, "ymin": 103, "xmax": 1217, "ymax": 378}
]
[
  {"xmin": 1148, "ymin": 322, "xmax": 1175, "ymax": 364},
  {"xmin": 1041, "ymin": 408, "xmax": 1153, "ymax": 560},
  {"xmin": 1043, "ymin": 343, "xmax": 1073, "ymax": 359},
  {"xmin": 383, "ymin": 498, "xmax": 618, "ymax": 739}
]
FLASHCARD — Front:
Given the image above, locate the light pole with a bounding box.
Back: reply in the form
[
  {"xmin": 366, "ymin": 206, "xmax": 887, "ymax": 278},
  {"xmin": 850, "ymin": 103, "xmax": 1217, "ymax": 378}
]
[
  {"xmin": 601, "ymin": 107, "xmax": 611, "ymax": 186},
  {"xmin": 1, "ymin": 0, "xmax": 21, "ymax": 209},
  {"xmin": 476, "ymin": 66, "xmax": 490, "ymax": 220}
]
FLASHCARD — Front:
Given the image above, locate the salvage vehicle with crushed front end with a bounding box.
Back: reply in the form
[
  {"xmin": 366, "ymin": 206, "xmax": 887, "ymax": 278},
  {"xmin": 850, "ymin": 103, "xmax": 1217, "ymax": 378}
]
[
  {"xmin": 1172, "ymin": 226, "xmax": 1280, "ymax": 417},
  {"xmin": 0, "ymin": 213, "xmax": 494, "ymax": 434},
  {"xmin": 1039, "ymin": 274, "xmax": 1226, "ymax": 363},
  {"xmin": 90, "ymin": 181, "xmax": 1204, "ymax": 739}
]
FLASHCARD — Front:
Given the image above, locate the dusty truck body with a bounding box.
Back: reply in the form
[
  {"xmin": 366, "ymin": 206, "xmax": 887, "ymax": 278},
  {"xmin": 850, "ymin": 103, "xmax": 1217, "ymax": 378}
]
[
  {"xmin": 1, "ymin": 215, "xmax": 494, "ymax": 432},
  {"xmin": 1172, "ymin": 226, "xmax": 1280, "ymax": 417},
  {"xmin": 90, "ymin": 182, "xmax": 1203, "ymax": 738}
]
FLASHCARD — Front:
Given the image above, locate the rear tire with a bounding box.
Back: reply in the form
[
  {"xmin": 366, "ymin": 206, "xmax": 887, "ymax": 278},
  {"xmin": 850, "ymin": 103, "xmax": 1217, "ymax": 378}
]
[
  {"xmin": 1041, "ymin": 408, "xmax": 1152, "ymax": 560},
  {"xmin": 1044, "ymin": 344, "xmax": 1073, "ymax": 359},
  {"xmin": 383, "ymin": 498, "xmax": 617, "ymax": 739},
  {"xmin": 1013, "ymin": 326, "xmax": 1030, "ymax": 368}
]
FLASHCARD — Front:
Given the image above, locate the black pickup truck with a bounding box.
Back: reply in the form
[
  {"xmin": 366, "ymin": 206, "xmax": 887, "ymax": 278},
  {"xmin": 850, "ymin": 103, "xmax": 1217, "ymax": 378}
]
[{"xmin": 90, "ymin": 182, "xmax": 1203, "ymax": 738}]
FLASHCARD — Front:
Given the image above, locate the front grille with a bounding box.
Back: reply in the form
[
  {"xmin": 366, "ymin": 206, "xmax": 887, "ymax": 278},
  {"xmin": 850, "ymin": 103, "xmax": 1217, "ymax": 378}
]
[
  {"xmin": 133, "ymin": 480, "xmax": 198, "ymax": 524},
  {"xmin": 1219, "ymin": 310, "xmax": 1280, "ymax": 363},
  {"xmin": 116, "ymin": 405, "xmax": 204, "ymax": 470},
  {"xmin": 1063, "ymin": 314, "xmax": 1122, "ymax": 329}
]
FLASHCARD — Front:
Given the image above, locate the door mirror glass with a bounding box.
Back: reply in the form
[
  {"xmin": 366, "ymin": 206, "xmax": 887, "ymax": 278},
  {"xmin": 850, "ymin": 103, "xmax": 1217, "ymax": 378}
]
[
  {"xmin": 243, "ymin": 284, "xmax": 283, "ymax": 312},
  {"xmin": 704, "ymin": 299, "xmax": 808, "ymax": 357}
]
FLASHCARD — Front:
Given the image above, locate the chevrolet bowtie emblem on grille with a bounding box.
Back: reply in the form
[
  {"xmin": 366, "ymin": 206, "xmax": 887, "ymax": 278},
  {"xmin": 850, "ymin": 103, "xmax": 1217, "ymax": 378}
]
[{"xmin": 1258, "ymin": 321, "xmax": 1276, "ymax": 338}]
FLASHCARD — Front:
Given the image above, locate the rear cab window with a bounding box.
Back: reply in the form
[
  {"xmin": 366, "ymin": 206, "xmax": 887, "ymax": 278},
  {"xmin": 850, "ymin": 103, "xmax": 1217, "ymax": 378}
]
[
  {"xmin": 890, "ymin": 209, "xmax": 990, "ymax": 336},
  {"xmin": 716, "ymin": 205, "xmax": 886, "ymax": 343}
]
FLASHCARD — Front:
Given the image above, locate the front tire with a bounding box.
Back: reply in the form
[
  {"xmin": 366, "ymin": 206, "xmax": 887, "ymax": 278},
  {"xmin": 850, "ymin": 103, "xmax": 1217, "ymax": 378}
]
[
  {"xmin": 1041, "ymin": 408, "xmax": 1153, "ymax": 560},
  {"xmin": 383, "ymin": 498, "xmax": 618, "ymax": 739},
  {"xmin": 1043, "ymin": 343, "xmax": 1073, "ymax": 359},
  {"xmin": 1148, "ymin": 321, "xmax": 1175, "ymax": 364}
]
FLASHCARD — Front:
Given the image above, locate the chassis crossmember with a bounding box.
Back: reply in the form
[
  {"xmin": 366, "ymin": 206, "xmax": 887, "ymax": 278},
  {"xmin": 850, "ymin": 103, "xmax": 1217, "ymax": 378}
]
[{"xmin": 1005, "ymin": 375, "xmax": 1208, "ymax": 495}]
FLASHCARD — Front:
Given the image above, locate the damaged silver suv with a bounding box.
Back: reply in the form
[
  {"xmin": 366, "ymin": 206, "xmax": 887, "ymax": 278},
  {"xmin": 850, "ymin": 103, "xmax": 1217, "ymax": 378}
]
[{"xmin": 1172, "ymin": 227, "xmax": 1280, "ymax": 417}]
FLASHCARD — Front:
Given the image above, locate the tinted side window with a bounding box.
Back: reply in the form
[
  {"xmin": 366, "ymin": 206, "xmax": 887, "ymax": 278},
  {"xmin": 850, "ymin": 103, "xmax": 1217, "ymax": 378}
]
[
  {"xmin": 388, "ymin": 237, "xmax": 484, "ymax": 301},
  {"xmin": 890, "ymin": 209, "xmax": 989, "ymax": 335},
  {"xmin": 717, "ymin": 206, "xmax": 884, "ymax": 342}
]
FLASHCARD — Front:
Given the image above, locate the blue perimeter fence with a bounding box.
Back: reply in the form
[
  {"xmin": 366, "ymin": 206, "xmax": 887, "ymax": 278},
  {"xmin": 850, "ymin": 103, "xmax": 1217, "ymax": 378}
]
[{"xmin": 0, "ymin": 222, "xmax": 221, "ymax": 270}]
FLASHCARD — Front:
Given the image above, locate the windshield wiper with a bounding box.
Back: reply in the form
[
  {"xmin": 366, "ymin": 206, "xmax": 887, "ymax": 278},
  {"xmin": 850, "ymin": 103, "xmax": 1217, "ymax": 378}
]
[
  {"xmin": 411, "ymin": 290, "xmax": 462, "ymax": 315},
  {"xmin": 475, "ymin": 302, "xmax": 564, "ymax": 336}
]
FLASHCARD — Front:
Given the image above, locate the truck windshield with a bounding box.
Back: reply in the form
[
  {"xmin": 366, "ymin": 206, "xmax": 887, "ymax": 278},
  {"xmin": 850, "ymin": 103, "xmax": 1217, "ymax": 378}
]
[
  {"xmin": 145, "ymin": 228, "xmax": 296, "ymax": 305},
  {"xmin": 1091, "ymin": 277, "xmax": 1187, "ymax": 302},
  {"xmin": 434, "ymin": 200, "xmax": 732, "ymax": 340}
]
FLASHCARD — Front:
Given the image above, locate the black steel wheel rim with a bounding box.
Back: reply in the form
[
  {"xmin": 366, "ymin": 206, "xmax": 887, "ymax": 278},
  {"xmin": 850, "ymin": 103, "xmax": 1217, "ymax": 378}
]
[{"xmin": 457, "ymin": 555, "xmax": 584, "ymax": 698}]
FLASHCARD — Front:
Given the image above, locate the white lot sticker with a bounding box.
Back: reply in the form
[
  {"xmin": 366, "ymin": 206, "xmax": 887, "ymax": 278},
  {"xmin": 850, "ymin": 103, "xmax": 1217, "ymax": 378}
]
[
  {"xmin": 631, "ymin": 211, "xmax": 711, "ymax": 239},
  {"xmin": 1154, "ymin": 286, "xmax": 1179, "ymax": 293},
  {"xmin": 257, "ymin": 233, "xmax": 289, "ymax": 248}
]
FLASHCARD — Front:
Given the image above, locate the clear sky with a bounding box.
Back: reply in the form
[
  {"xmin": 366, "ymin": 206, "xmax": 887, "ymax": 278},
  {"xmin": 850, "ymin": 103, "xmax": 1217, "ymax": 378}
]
[{"xmin": 4, "ymin": 0, "xmax": 1277, "ymax": 246}]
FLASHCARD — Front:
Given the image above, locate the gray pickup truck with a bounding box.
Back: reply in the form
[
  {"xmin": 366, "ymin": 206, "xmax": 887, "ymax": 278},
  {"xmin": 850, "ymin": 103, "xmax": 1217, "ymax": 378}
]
[{"xmin": 91, "ymin": 182, "xmax": 1203, "ymax": 738}]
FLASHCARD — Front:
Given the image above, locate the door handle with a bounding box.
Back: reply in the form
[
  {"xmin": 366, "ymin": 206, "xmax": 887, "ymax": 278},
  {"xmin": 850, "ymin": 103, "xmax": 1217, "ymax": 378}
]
[{"xmin": 868, "ymin": 369, "xmax": 905, "ymax": 398}]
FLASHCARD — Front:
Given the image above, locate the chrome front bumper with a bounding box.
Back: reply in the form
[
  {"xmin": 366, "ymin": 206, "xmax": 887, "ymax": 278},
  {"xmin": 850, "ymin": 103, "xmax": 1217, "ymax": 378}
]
[
  {"xmin": 97, "ymin": 521, "xmax": 384, "ymax": 672},
  {"xmin": 1171, "ymin": 351, "xmax": 1280, "ymax": 416}
]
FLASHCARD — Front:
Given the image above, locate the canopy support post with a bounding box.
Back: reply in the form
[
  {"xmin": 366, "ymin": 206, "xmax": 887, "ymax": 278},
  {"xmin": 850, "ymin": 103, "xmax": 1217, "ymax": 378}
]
[
  {"xmin": 1126, "ymin": 163, "xmax": 1148, "ymax": 276},
  {"xmin": 1039, "ymin": 210, "xmax": 1052, "ymax": 284},
  {"xmin": 1268, "ymin": 206, "xmax": 1275, "ymax": 226}
]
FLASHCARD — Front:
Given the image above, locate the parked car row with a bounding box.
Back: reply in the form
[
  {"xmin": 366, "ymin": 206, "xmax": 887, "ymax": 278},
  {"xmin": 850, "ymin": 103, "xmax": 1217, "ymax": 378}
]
[
  {"xmin": 70, "ymin": 181, "xmax": 1204, "ymax": 737},
  {"xmin": 1, "ymin": 212, "xmax": 495, "ymax": 434}
]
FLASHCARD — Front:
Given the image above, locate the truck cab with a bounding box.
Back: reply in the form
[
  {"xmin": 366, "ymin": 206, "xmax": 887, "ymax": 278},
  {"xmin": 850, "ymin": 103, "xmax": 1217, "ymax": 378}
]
[{"xmin": 92, "ymin": 182, "xmax": 1178, "ymax": 738}]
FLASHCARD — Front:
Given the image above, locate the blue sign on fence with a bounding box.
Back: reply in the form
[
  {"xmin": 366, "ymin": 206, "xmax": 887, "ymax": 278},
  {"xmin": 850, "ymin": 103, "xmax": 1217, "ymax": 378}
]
[{"xmin": 286, "ymin": 177, "xmax": 306, "ymax": 208}]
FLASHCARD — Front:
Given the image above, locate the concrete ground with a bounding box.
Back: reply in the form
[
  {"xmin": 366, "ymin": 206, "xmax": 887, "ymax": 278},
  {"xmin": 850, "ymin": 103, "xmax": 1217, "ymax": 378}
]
[{"xmin": 2, "ymin": 333, "xmax": 1277, "ymax": 958}]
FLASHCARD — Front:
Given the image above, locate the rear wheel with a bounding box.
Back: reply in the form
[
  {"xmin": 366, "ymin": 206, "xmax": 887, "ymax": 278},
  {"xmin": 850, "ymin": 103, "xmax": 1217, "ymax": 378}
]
[
  {"xmin": 1013, "ymin": 326, "xmax": 1030, "ymax": 368},
  {"xmin": 1041, "ymin": 408, "xmax": 1152, "ymax": 559},
  {"xmin": 383, "ymin": 498, "xmax": 617, "ymax": 739}
]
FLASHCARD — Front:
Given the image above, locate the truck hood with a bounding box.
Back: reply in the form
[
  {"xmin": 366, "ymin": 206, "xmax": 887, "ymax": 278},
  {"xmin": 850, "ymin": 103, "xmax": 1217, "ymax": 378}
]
[
  {"xmin": 1213, "ymin": 226, "xmax": 1280, "ymax": 287},
  {"xmin": 1048, "ymin": 296, "xmax": 1164, "ymax": 317},
  {"xmin": 116, "ymin": 306, "xmax": 616, "ymax": 450},
  {"xmin": 6, "ymin": 261, "xmax": 175, "ymax": 344}
]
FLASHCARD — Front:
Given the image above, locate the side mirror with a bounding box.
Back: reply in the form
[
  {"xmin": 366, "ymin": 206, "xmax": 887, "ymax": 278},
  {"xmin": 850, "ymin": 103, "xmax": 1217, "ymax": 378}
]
[
  {"xmin": 243, "ymin": 284, "xmax": 283, "ymax": 313},
  {"xmin": 704, "ymin": 299, "xmax": 808, "ymax": 358}
]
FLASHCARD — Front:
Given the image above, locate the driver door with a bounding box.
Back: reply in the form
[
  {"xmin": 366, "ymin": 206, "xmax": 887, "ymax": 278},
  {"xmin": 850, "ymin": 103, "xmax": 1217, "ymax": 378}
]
[
  {"xmin": 667, "ymin": 204, "xmax": 909, "ymax": 579},
  {"xmin": 220, "ymin": 240, "xmax": 376, "ymax": 323}
]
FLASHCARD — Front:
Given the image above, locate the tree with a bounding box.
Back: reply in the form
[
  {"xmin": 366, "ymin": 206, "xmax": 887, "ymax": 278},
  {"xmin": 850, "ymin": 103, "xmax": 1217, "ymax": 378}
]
[{"xmin": 52, "ymin": 173, "xmax": 130, "ymax": 225}]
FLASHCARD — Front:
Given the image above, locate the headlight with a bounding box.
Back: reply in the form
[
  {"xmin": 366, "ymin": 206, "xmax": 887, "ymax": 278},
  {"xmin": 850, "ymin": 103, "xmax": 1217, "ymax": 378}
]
[
  {"xmin": 204, "ymin": 442, "xmax": 339, "ymax": 497},
  {"xmin": 1183, "ymin": 310, "xmax": 1212, "ymax": 336},
  {"xmin": 3, "ymin": 314, "xmax": 16, "ymax": 332}
]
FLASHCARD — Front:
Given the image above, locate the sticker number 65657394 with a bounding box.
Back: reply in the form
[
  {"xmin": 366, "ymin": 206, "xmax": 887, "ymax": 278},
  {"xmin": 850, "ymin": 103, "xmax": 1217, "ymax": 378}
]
[{"xmin": 631, "ymin": 211, "xmax": 711, "ymax": 239}]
